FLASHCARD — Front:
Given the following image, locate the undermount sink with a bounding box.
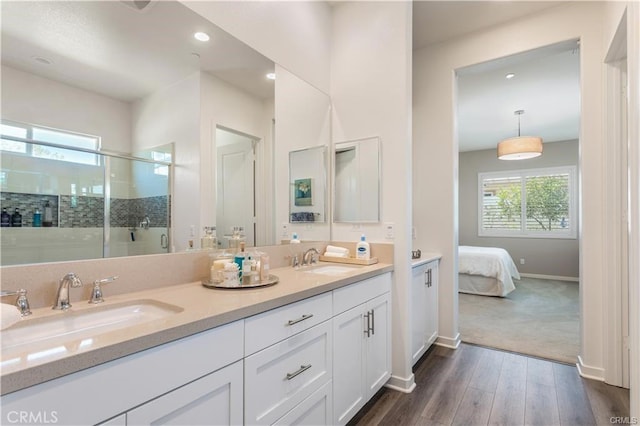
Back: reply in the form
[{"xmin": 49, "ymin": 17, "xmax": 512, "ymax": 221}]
[
  {"xmin": 1, "ymin": 299, "xmax": 183, "ymax": 358},
  {"xmin": 303, "ymin": 264, "xmax": 362, "ymax": 276}
]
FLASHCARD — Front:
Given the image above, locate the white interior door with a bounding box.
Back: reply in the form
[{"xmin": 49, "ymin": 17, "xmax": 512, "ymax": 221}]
[{"xmin": 216, "ymin": 128, "xmax": 256, "ymax": 247}]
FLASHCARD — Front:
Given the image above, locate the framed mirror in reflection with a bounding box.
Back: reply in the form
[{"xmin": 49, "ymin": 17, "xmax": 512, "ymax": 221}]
[
  {"xmin": 289, "ymin": 146, "xmax": 327, "ymax": 224},
  {"xmin": 334, "ymin": 137, "xmax": 381, "ymax": 223},
  {"xmin": 0, "ymin": 0, "xmax": 330, "ymax": 266}
]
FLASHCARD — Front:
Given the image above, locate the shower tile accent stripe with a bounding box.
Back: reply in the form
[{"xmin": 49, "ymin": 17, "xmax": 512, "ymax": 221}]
[{"xmin": 0, "ymin": 192, "xmax": 168, "ymax": 228}]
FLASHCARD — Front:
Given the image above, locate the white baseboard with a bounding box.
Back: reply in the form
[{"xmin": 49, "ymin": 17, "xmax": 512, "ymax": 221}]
[
  {"xmin": 577, "ymin": 355, "xmax": 605, "ymax": 381},
  {"xmin": 385, "ymin": 374, "xmax": 416, "ymax": 393},
  {"xmin": 520, "ymin": 273, "xmax": 579, "ymax": 282},
  {"xmin": 435, "ymin": 333, "xmax": 461, "ymax": 349}
]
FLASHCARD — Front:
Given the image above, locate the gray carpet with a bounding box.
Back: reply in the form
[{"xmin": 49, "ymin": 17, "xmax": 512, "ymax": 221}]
[{"xmin": 459, "ymin": 277, "xmax": 579, "ymax": 364}]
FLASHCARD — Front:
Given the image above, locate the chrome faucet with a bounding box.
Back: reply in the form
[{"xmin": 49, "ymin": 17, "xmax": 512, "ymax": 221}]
[
  {"xmin": 53, "ymin": 273, "xmax": 83, "ymax": 310},
  {"xmin": 302, "ymin": 248, "xmax": 320, "ymax": 267},
  {"xmin": 1, "ymin": 289, "xmax": 32, "ymax": 316},
  {"xmin": 89, "ymin": 276, "xmax": 118, "ymax": 304}
]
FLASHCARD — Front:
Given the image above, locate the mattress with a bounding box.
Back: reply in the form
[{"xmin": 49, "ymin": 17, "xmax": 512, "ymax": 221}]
[{"xmin": 458, "ymin": 246, "xmax": 520, "ymax": 297}]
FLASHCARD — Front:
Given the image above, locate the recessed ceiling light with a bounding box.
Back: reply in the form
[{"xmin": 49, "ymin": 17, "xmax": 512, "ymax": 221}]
[
  {"xmin": 32, "ymin": 56, "xmax": 53, "ymax": 65},
  {"xmin": 505, "ymin": 73, "xmax": 515, "ymax": 79},
  {"xmin": 266, "ymin": 73, "xmax": 276, "ymax": 80},
  {"xmin": 194, "ymin": 32, "xmax": 210, "ymax": 42}
]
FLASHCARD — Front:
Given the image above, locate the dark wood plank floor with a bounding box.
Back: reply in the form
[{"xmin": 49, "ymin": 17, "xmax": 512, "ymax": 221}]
[{"xmin": 349, "ymin": 343, "xmax": 630, "ymax": 426}]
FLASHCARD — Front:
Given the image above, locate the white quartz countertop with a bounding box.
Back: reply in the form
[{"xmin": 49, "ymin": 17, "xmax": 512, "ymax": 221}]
[{"xmin": 1, "ymin": 261, "xmax": 393, "ymax": 395}]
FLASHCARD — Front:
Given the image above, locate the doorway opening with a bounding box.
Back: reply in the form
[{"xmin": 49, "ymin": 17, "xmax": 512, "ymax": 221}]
[
  {"xmin": 215, "ymin": 126, "xmax": 259, "ymax": 248},
  {"xmin": 455, "ymin": 40, "xmax": 581, "ymax": 364}
]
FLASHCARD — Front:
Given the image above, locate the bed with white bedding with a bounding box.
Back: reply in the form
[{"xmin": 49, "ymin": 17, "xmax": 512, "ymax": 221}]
[{"xmin": 458, "ymin": 245, "xmax": 520, "ymax": 297}]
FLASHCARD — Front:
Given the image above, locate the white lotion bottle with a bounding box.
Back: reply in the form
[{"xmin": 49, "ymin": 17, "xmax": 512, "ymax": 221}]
[{"xmin": 356, "ymin": 234, "xmax": 370, "ymax": 260}]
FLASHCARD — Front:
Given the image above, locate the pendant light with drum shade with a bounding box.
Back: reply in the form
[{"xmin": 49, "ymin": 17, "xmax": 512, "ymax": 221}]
[{"xmin": 497, "ymin": 110, "xmax": 543, "ymax": 160}]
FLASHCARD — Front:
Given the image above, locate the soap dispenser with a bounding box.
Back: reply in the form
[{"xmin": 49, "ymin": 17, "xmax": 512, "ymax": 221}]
[{"xmin": 356, "ymin": 234, "xmax": 370, "ymax": 260}]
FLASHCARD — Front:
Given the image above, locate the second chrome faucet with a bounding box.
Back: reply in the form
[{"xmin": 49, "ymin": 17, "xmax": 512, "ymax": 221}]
[{"xmin": 53, "ymin": 272, "xmax": 83, "ymax": 310}]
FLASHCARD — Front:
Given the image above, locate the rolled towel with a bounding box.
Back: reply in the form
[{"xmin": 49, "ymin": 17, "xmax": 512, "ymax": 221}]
[
  {"xmin": 1, "ymin": 303, "xmax": 22, "ymax": 330},
  {"xmin": 323, "ymin": 251, "xmax": 349, "ymax": 258},
  {"xmin": 325, "ymin": 245, "xmax": 350, "ymax": 255}
]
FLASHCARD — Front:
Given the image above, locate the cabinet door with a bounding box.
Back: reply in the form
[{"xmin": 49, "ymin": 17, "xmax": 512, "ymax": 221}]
[
  {"xmin": 365, "ymin": 292, "xmax": 391, "ymax": 395},
  {"xmin": 332, "ymin": 304, "xmax": 367, "ymax": 425},
  {"xmin": 126, "ymin": 361, "xmax": 243, "ymax": 426},
  {"xmin": 411, "ymin": 264, "xmax": 428, "ymax": 365},
  {"xmin": 425, "ymin": 261, "xmax": 439, "ymax": 347},
  {"xmin": 273, "ymin": 380, "xmax": 333, "ymax": 426}
]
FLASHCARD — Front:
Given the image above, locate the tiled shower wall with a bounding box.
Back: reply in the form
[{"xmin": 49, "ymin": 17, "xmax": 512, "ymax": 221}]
[{"xmin": 0, "ymin": 192, "xmax": 169, "ymax": 228}]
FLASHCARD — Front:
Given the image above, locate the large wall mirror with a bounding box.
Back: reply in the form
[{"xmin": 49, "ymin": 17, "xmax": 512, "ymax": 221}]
[
  {"xmin": 0, "ymin": 0, "xmax": 330, "ymax": 266},
  {"xmin": 334, "ymin": 137, "xmax": 381, "ymax": 223}
]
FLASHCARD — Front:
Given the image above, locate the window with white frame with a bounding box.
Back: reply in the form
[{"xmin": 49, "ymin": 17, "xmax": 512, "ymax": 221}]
[
  {"xmin": 151, "ymin": 150, "xmax": 172, "ymax": 176},
  {"xmin": 1, "ymin": 120, "xmax": 100, "ymax": 166},
  {"xmin": 478, "ymin": 166, "xmax": 577, "ymax": 238}
]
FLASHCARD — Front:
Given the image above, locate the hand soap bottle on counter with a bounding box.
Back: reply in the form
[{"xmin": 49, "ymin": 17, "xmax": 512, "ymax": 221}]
[{"xmin": 356, "ymin": 234, "xmax": 370, "ymax": 260}]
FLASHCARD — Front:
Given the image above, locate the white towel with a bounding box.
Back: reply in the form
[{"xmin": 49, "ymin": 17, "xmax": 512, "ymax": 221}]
[
  {"xmin": 1, "ymin": 303, "xmax": 22, "ymax": 330},
  {"xmin": 325, "ymin": 245, "xmax": 350, "ymax": 255},
  {"xmin": 323, "ymin": 252, "xmax": 349, "ymax": 258}
]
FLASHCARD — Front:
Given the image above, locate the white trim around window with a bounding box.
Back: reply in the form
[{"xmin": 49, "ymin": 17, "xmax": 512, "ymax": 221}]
[{"xmin": 478, "ymin": 165, "xmax": 578, "ymax": 239}]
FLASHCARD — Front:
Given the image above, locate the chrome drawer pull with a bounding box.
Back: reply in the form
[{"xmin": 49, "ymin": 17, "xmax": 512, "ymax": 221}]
[
  {"xmin": 364, "ymin": 311, "xmax": 371, "ymax": 337},
  {"xmin": 287, "ymin": 314, "xmax": 314, "ymax": 326},
  {"xmin": 286, "ymin": 364, "xmax": 312, "ymax": 380},
  {"xmin": 370, "ymin": 309, "xmax": 375, "ymax": 335}
]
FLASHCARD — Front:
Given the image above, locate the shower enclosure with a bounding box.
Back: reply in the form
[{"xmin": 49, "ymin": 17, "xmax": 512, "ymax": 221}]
[{"xmin": 0, "ymin": 134, "xmax": 172, "ymax": 266}]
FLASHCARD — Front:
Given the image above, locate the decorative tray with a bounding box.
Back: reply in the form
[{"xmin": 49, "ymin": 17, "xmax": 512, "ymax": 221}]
[
  {"xmin": 318, "ymin": 256, "xmax": 378, "ymax": 265},
  {"xmin": 202, "ymin": 274, "xmax": 279, "ymax": 289}
]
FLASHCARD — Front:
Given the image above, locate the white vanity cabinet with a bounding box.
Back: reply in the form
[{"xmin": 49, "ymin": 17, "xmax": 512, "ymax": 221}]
[
  {"xmin": 244, "ymin": 321, "xmax": 332, "ymax": 425},
  {"xmin": 411, "ymin": 259, "xmax": 439, "ymax": 365},
  {"xmin": 2, "ymin": 321, "xmax": 245, "ymax": 426},
  {"xmin": 126, "ymin": 360, "xmax": 243, "ymax": 425},
  {"xmin": 243, "ymin": 292, "xmax": 333, "ymax": 425},
  {"xmin": 332, "ymin": 273, "xmax": 392, "ymax": 425}
]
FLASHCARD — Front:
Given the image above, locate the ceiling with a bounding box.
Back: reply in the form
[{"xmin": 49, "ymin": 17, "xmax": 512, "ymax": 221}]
[
  {"xmin": 2, "ymin": 1, "xmax": 579, "ymax": 152},
  {"xmin": 413, "ymin": 1, "xmax": 579, "ymax": 152},
  {"xmin": 0, "ymin": 1, "xmax": 275, "ymax": 102}
]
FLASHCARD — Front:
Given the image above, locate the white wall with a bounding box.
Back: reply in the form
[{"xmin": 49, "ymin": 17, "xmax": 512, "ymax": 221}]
[
  {"xmin": 275, "ymin": 65, "xmax": 332, "ymax": 243},
  {"xmin": 199, "ymin": 71, "xmax": 273, "ymax": 245},
  {"xmin": 601, "ymin": 1, "xmax": 640, "ymax": 416},
  {"xmin": 132, "ymin": 72, "xmax": 200, "ymax": 253},
  {"xmin": 331, "ymin": 1, "xmax": 414, "ymax": 392},
  {"xmin": 181, "ymin": 1, "xmax": 332, "ymax": 94},
  {"xmin": 413, "ymin": 2, "xmax": 609, "ymax": 380},
  {"xmin": 1, "ymin": 65, "xmax": 131, "ymax": 153}
]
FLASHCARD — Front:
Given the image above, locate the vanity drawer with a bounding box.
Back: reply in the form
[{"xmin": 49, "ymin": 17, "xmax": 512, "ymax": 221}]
[
  {"xmin": 244, "ymin": 321, "xmax": 332, "ymax": 426},
  {"xmin": 245, "ymin": 291, "xmax": 332, "ymax": 355},
  {"xmin": 333, "ymin": 272, "xmax": 391, "ymax": 315}
]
